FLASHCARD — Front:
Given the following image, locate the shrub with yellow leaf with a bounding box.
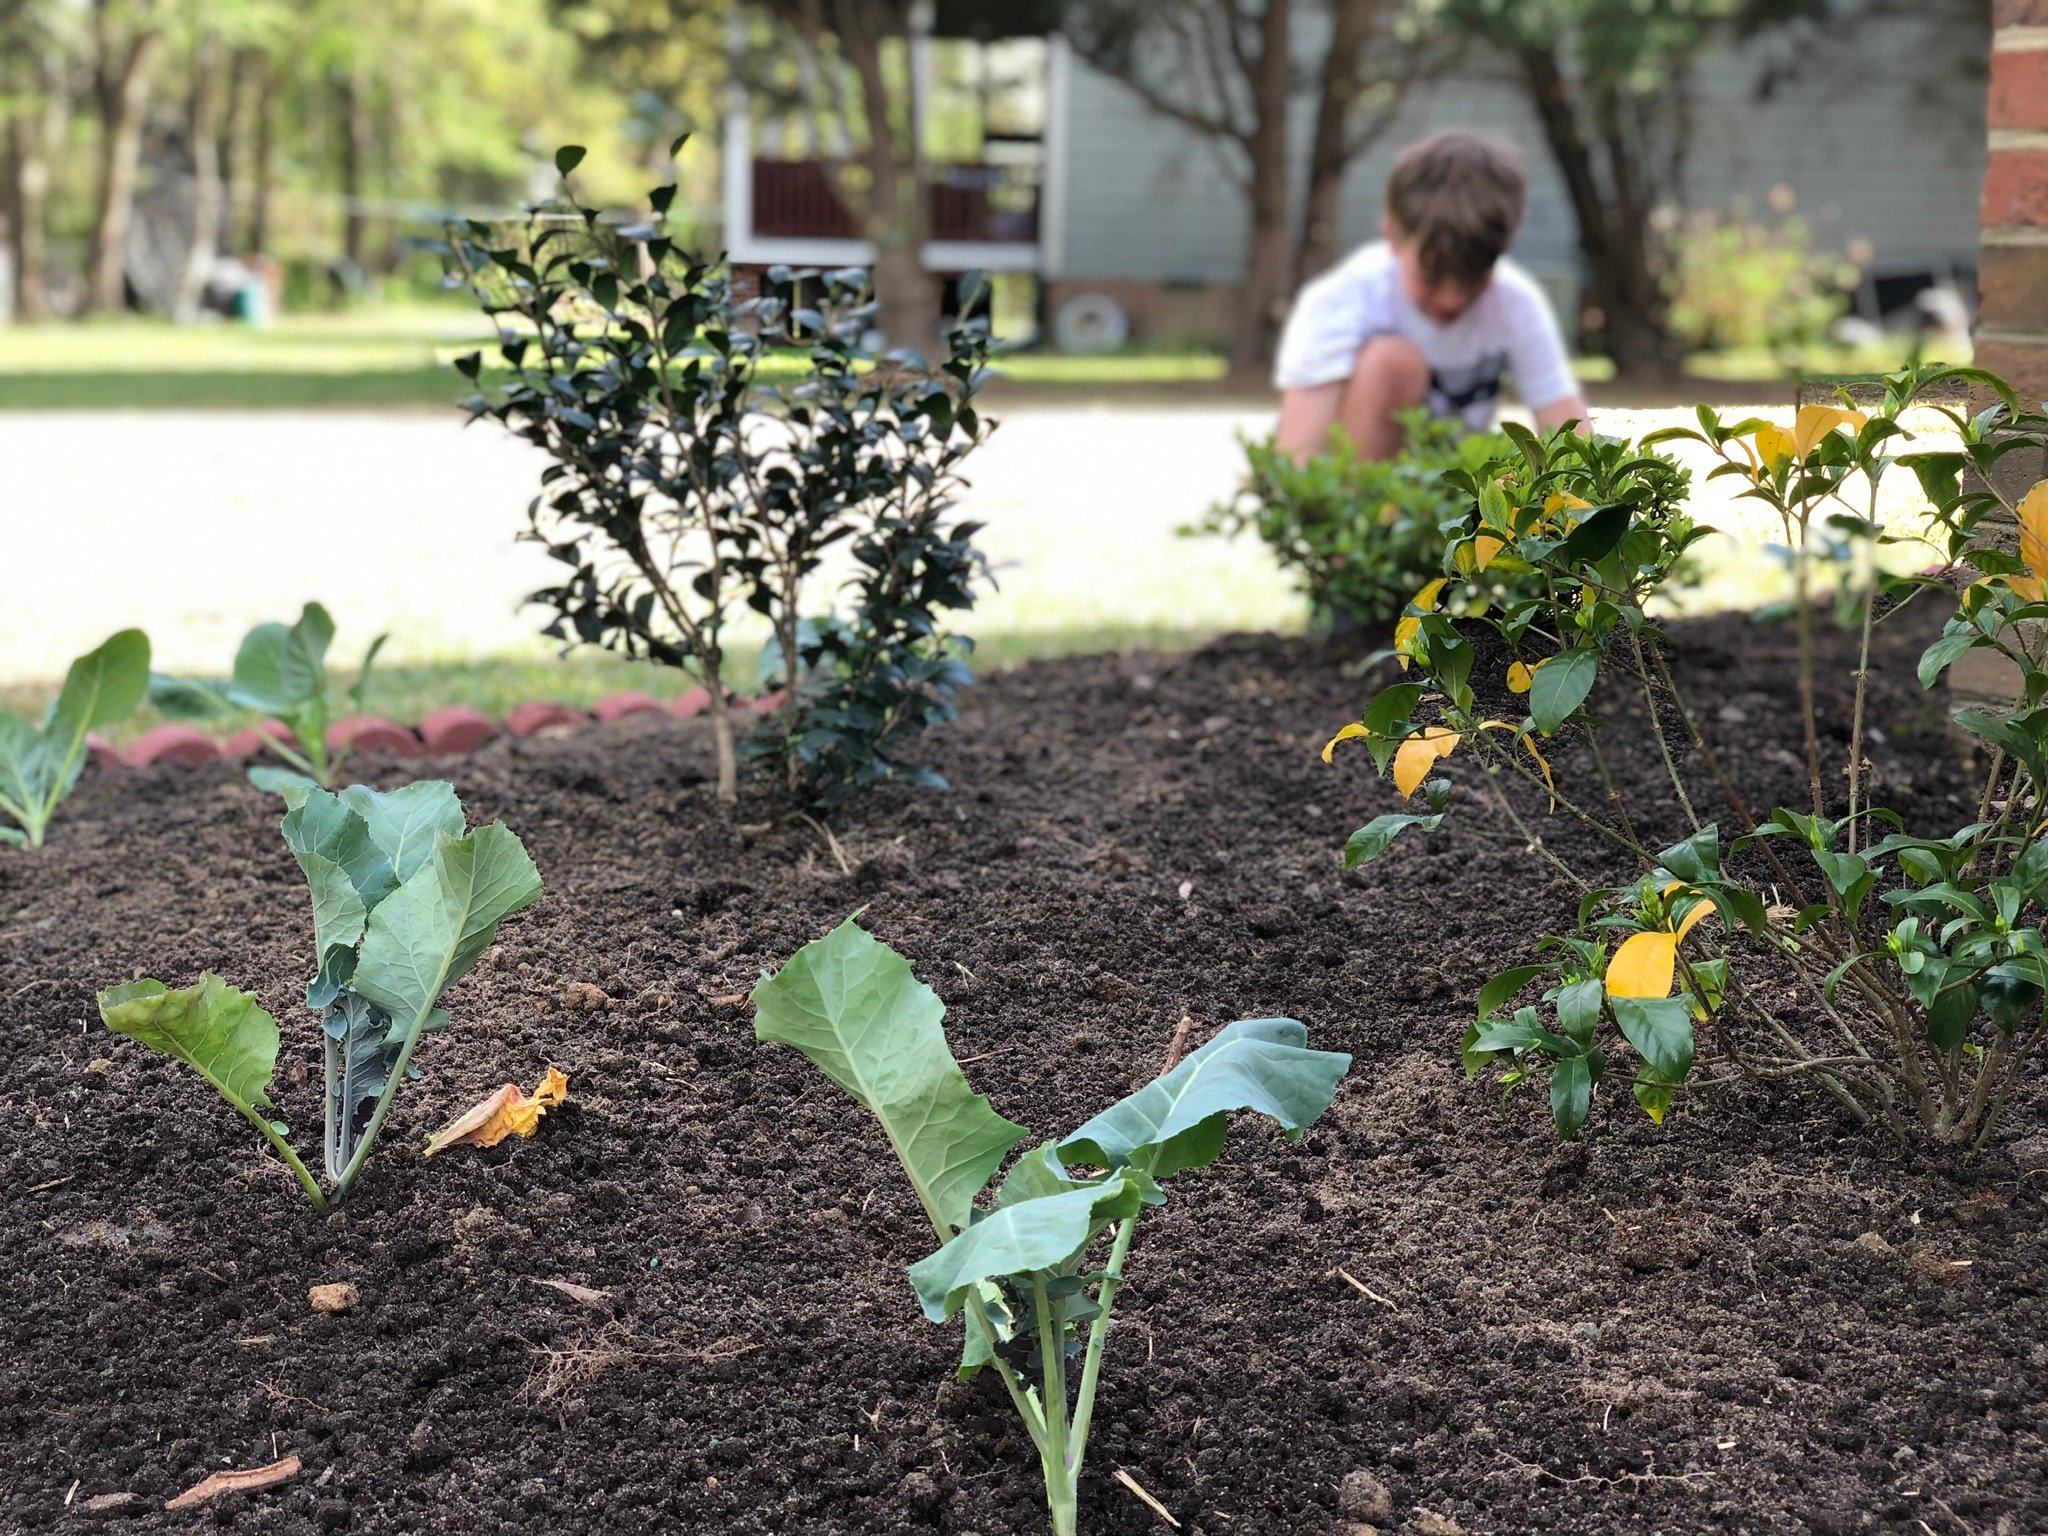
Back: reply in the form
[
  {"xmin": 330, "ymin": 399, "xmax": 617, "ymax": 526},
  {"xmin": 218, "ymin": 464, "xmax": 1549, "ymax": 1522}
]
[{"xmin": 1325, "ymin": 365, "xmax": 2048, "ymax": 1148}]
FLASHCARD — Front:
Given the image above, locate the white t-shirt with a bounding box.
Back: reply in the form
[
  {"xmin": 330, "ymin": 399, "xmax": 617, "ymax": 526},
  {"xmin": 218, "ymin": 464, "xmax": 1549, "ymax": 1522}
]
[{"xmin": 1272, "ymin": 242, "xmax": 1579, "ymax": 431}]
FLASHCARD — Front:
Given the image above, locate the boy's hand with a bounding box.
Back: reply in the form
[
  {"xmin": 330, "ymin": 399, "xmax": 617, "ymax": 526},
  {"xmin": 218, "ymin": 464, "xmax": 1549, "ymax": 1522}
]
[{"xmin": 1535, "ymin": 394, "xmax": 1592, "ymax": 434}]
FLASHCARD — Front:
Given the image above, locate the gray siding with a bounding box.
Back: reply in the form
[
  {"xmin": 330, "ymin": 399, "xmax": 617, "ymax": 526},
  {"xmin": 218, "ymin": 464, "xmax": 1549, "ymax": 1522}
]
[{"xmin": 1054, "ymin": 4, "xmax": 1986, "ymax": 294}]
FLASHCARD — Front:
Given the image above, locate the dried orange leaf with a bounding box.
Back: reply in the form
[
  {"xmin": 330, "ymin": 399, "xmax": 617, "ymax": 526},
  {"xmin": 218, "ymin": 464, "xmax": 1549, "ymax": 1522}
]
[
  {"xmin": 424, "ymin": 1067, "xmax": 569, "ymax": 1157},
  {"xmin": 164, "ymin": 1456, "xmax": 302, "ymax": 1511}
]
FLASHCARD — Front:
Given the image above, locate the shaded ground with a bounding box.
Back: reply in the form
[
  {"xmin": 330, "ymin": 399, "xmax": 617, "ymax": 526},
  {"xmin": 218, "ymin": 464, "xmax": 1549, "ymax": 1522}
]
[{"xmin": 3, "ymin": 607, "xmax": 2042, "ymax": 1536}]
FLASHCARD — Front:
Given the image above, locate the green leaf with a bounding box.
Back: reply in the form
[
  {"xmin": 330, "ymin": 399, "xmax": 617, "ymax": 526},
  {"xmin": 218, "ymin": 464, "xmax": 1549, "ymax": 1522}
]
[
  {"xmin": 148, "ymin": 674, "xmax": 231, "ymax": 719},
  {"xmin": 248, "ymin": 764, "xmax": 318, "ymax": 804},
  {"xmin": 1550, "ymin": 1053, "xmax": 1593, "ymax": 1138},
  {"xmin": 1555, "ymin": 504, "xmax": 1631, "ymax": 564},
  {"xmin": 46, "ymin": 629, "xmax": 151, "ymax": 745},
  {"xmin": 1611, "ymin": 996, "xmax": 1695, "ymax": 1080},
  {"xmin": 98, "ymin": 974, "xmax": 280, "ymax": 1116},
  {"xmin": 349, "ymin": 819, "xmax": 541, "ymax": 1096},
  {"xmin": 1342, "ymin": 809, "xmax": 1445, "ymax": 867},
  {"xmin": 1476, "ymin": 965, "xmax": 1545, "ymax": 1016},
  {"xmin": 339, "ymin": 781, "xmax": 465, "ymax": 887},
  {"xmin": 1528, "ymin": 647, "xmax": 1598, "ymax": 734},
  {"xmin": 555, "ymin": 144, "xmax": 587, "ymax": 175},
  {"xmin": 1057, "ymin": 1018, "xmax": 1350, "ymax": 1178},
  {"xmin": 1554, "ymin": 978, "xmax": 1604, "ymax": 1046},
  {"xmin": 0, "ymin": 713, "xmax": 47, "ymax": 825},
  {"xmin": 752, "ymin": 918, "xmax": 1027, "ymax": 1237},
  {"xmin": 1918, "ymin": 632, "xmax": 1980, "ymax": 689},
  {"xmin": 906, "ymin": 1173, "xmax": 1153, "ymax": 1324},
  {"xmin": 228, "ymin": 605, "xmax": 332, "ymax": 715}
]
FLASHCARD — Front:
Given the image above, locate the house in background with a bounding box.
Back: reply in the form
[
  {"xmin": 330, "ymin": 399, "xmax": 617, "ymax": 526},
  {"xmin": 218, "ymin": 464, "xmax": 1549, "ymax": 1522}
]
[{"xmin": 720, "ymin": 1, "xmax": 1988, "ymax": 353}]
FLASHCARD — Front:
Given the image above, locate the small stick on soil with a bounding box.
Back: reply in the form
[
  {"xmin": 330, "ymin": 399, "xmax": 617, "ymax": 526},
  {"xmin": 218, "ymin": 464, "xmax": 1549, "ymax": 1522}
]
[
  {"xmin": 798, "ymin": 813, "xmax": 852, "ymax": 877},
  {"xmin": 1161, "ymin": 1015, "xmax": 1194, "ymax": 1074},
  {"xmin": 164, "ymin": 1455, "xmax": 302, "ymax": 1511},
  {"xmin": 1113, "ymin": 1468, "xmax": 1182, "ymax": 1529},
  {"xmin": 26, "ymin": 1175, "xmax": 73, "ymax": 1195},
  {"xmin": 1331, "ymin": 1267, "xmax": 1399, "ymax": 1310}
]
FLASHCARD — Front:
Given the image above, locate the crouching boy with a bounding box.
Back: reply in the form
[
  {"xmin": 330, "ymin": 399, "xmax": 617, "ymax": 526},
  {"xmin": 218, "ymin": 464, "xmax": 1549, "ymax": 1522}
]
[{"xmin": 1274, "ymin": 131, "xmax": 1587, "ymax": 462}]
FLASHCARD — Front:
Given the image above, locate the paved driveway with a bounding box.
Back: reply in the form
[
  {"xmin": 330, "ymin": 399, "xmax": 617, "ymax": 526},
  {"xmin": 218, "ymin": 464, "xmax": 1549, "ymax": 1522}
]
[{"xmin": 0, "ymin": 400, "xmax": 1936, "ymax": 682}]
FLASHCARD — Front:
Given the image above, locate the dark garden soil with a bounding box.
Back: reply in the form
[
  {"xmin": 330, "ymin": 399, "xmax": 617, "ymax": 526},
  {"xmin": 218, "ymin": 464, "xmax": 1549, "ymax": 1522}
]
[{"xmin": 4, "ymin": 606, "xmax": 2045, "ymax": 1536}]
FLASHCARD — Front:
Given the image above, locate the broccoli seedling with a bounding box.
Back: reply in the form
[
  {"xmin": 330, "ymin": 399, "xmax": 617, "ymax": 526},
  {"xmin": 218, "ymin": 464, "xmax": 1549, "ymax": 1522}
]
[
  {"xmin": 754, "ymin": 919, "xmax": 1351, "ymax": 1536},
  {"xmin": 98, "ymin": 781, "xmax": 542, "ymax": 1209},
  {"xmin": 0, "ymin": 629, "xmax": 149, "ymax": 849}
]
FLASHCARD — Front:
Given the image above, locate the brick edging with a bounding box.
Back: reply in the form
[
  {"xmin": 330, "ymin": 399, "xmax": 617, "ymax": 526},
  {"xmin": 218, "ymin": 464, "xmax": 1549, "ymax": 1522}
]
[{"xmin": 92, "ymin": 688, "xmax": 789, "ymax": 770}]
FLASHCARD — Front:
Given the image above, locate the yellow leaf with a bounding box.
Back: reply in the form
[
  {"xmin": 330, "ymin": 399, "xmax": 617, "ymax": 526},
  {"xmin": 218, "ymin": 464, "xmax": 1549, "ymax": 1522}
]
[
  {"xmin": 1392, "ymin": 726, "xmax": 1458, "ymax": 800},
  {"xmin": 1606, "ymin": 931, "xmax": 1679, "ymax": 1000},
  {"xmin": 2018, "ymin": 481, "xmax": 2048, "ymax": 591},
  {"xmin": 1521, "ymin": 734, "xmax": 1558, "ymax": 810},
  {"xmin": 1473, "ymin": 534, "xmax": 1506, "ymax": 571},
  {"xmin": 1791, "ymin": 403, "xmax": 1868, "ymax": 457},
  {"xmin": 1541, "ymin": 491, "xmax": 1592, "ymax": 531},
  {"xmin": 1663, "ymin": 881, "xmax": 1714, "ymax": 941},
  {"xmin": 1393, "ymin": 615, "xmax": 1419, "ymax": 666},
  {"xmin": 1412, "ymin": 577, "xmax": 1448, "ymax": 611},
  {"xmin": 1506, "ymin": 660, "xmax": 1535, "ymax": 694},
  {"xmin": 1752, "ymin": 424, "xmax": 1795, "ymax": 477},
  {"xmin": 424, "ymin": 1067, "xmax": 570, "ymax": 1157},
  {"xmin": 1378, "ymin": 500, "xmax": 1400, "ymax": 528},
  {"xmin": 1322, "ymin": 722, "xmax": 1369, "ymax": 764}
]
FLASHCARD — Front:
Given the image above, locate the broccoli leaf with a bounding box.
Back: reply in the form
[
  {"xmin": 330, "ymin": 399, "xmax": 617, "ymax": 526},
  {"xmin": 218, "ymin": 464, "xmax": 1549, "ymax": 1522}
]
[
  {"xmin": 752, "ymin": 917, "xmax": 1027, "ymax": 1237},
  {"xmin": 321, "ymin": 991, "xmax": 400, "ymax": 1182},
  {"xmin": 1057, "ymin": 1017, "xmax": 1351, "ymax": 1178},
  {"xmin": 340, "ymin": 781, "xmax": 465, "ymax": 886},
  {"xmin": 907, "ymin": 1171, "xmax": 1155, "ymax": 1323},
  {"xmin": 99, "ymin": 974, "xmax": 281, "ymax": 1118}
]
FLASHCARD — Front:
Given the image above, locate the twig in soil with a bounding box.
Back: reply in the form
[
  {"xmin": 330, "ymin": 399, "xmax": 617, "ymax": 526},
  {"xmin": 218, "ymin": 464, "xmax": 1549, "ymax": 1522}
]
[
  {"xmin": 797, "ymin": 813, "xmax": 852, "ymax": 877},
  {"xmin": 164, "ymin": 1455, "xmax": 303, "ymax": 1511},
  {"xmin": 1161, "ymin": 1015, "xmax": 1194, "ymax": 1074},
  {"xmin": 1113, "ymin": 1468, "xmax": 1182, "ymax": 1528},
  {"xmin": 7, "ymin": 978, "xmax": 65, "ymax": 1003},
  {"xmin": 1493, "ymin": 1452, "xmax": 1709, "ymax": 1491},
  {"xmin": 1925, "ymin": 1491, "xmax": 1978, "ymax": 1536},
  {"xmin": 25, "ymin": 1175, "xmax": 73, "ymax": 1195},
  {"xmin": 519, "ymin": 1323, "xmax": 758, "ymax": 1404},
  {"xmin": 1329, "ymin": 1266, "xmax": 1399, "ymax": 1310}
]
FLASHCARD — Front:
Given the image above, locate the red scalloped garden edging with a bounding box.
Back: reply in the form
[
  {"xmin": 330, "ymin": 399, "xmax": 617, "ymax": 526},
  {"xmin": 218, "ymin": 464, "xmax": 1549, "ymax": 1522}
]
[{"xmin": 90, "ymin": 688, "xmax": 788, "ymax": 771}]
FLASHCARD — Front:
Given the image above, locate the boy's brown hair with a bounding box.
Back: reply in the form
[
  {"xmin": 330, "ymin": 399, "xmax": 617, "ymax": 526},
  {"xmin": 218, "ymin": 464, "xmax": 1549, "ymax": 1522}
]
[{"xmin": 1384, "ymin": 131, "xmax": 1528, "ymax": 286}]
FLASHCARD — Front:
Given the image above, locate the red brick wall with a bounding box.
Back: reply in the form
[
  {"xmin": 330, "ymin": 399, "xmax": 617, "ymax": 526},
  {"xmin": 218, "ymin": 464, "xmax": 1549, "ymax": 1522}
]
[{"xmin": 1981, "ymin": 17, "xmax": 2048, "ymax": 401}]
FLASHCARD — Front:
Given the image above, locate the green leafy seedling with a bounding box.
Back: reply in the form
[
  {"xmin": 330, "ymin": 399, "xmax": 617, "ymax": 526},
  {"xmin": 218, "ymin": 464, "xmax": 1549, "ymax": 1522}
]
[
  {"xmin": 0, "ymin": 629, "xmax": 150, "ymax": 848},
  {"xmin": 98, "ymin": 781, "xmax": 542, "ymax": 1210},
  {"xmin": 754, "ymin": 919, "xmax": 1351, "ymax": 1536},
  {"xmin": 150, "ymin": 602, "xmax": 387, "ymax": 794}
]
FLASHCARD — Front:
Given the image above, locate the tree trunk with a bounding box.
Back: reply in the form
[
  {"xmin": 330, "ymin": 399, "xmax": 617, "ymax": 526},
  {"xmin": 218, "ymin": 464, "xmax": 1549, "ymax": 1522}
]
[
  {"xmin": 218, "ymin": 46, "xmax": 248, "ymax": 255},
  {"xmin": 175, "ymin": 30, "xmax": 224, "ymax": 319},
  {"xmin": 338, "ymin": 67, "xmax": 373, "ymax": 278},
  {"xmin": 1227, "ymin": 0, "xmax": 1293, "ymax": 380},
  {"xmin": 249, "ymin": 61, "xmax": 276, "ymax": 256},
  {"xmin": 1514, "ymin": 42, "xmax": 1681, "ymax": 381},
  {"xmin": 1296, "ymin": 0, "xmax": 1379, "ymax": 287},
  {"xmin": 835, "ymin": 0, "xmax": 939, "ymax": 350},
  {"xmin": 84, "ymin": 10, "xmax": 164, "ymax": 317},
  {"xmin": 5, "ymin": 89, "xmax": 49, "ymax": 320}
]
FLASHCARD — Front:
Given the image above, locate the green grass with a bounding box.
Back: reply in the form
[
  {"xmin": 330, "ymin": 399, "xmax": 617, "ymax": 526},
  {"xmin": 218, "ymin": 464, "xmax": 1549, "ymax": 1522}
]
[
  {"xmin": 0, "ymin": 622, "xmax": 1253, "ymax": 747},
  {"xmin": 0, "ymin": 307, "xmax": 1233, "ymax": 411}
]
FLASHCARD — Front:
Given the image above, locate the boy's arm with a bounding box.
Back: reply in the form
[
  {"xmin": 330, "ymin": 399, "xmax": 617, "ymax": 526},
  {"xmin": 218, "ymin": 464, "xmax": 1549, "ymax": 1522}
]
[
  {"xmin": 1505, "ymin": 274, "xmax": 1588, "ymax": 432},
  {"xmin": 1272, "ymin": 262, "xmax": 1376, "ymax": 458}
]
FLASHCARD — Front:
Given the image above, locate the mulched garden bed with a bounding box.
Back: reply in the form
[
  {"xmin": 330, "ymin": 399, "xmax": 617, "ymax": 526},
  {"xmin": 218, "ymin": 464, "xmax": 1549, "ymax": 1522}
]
[{"xmin": 4, "ymin": 607, "xmax": 2044, "ymax": 1536}]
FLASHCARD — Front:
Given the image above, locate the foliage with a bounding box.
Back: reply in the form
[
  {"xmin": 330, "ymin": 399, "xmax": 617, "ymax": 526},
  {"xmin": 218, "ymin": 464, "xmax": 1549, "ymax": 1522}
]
[
  {"xmin": 1190, "ymin": 413, "xmax": 1514, "ymax": 632},
  {"xmin": 446, "ymin": 143, "xmax": 995, "ymax": 808},
  {"xmin": 1669, "ymin": 199, "xmax": 1864, "ymax": 362},
  {"xmin": 149, "ymin": 602, "xmax": 387, "ymax": 794},
  {"xmin": 99, "ymin": 780, "xmax": 543, "ymax": 1210},
  {"xmin": 0, "ymin": 630, "xmax": 150, "ymax": 849},
  {"xmin": 754, "ymin": 919, "xmax": 1350, "ymax": 1536},
  {"xmin": 1325, "ymin": 364, "xmax": 2048, "ymax": 1150}
]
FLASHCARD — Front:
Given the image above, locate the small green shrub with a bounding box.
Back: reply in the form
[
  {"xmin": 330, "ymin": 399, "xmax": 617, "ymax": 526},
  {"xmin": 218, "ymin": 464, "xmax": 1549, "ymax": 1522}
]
[
  {"xmin": 1189, "ymin": 412, "xmax": 1512, "ymax": 633},
  {"xmin": 149, "ymin": 602, "xmax": 386, "ymax": 794},
  {"xmin": 754, "ymin": 919, "xmax": 1350, "ymax": 1536},
  {"xmin": 446, "ymin": 142, "xmax": 994, "ymax": 809},
  {"xmin": 0, "ymin": 630, "xmax": 149, "ymax": 848},
  {"xmin": 98, "ymin": 780, "xmax": 542, "ymax": 1210}
]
